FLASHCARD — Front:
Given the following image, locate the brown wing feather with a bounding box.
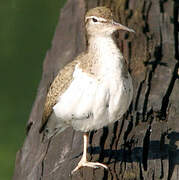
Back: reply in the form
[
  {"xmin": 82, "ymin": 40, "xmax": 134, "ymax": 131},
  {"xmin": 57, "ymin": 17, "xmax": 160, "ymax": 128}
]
[{"xmin": 39, "ymin": 59, "xmax": 79, "ymax": 133}]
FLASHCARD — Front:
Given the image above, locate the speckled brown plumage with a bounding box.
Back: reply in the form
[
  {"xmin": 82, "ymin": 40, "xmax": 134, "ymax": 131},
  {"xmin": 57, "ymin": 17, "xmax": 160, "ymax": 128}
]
[
  {"xmin": 40, "ymin": 58, "xmax": 79, "ymax": 132},
  {"xmin": 79, "ymin": 53, "xmax": 98, "ymax": 76},
  {"xmin": 86, "ymin": 7, "xmax": 113, "ymax": 21}
]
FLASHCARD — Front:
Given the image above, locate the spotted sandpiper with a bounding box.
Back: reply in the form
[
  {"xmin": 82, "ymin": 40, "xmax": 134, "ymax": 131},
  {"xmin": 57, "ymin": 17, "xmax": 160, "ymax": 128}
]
[{"xmin": 39, "ymin": 6, "xmax": 134, "ymax": 173}]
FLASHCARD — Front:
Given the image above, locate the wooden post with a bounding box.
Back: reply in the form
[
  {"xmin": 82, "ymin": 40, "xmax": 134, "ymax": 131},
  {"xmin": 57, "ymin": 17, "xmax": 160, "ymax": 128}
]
[{"xmin": 13, "ymin": 0, "xmax": 179, "ymax": 179}]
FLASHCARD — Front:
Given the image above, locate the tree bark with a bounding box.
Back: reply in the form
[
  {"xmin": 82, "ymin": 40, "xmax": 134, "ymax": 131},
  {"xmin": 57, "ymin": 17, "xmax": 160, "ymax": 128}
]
[{"xmin": 13, "ymin": 0, "xmax": 179, "ymax": 179}]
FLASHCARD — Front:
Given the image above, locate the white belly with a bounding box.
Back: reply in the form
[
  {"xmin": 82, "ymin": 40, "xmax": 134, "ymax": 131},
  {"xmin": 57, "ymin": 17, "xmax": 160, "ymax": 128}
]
[{"xmin": 53, "ymin": 65, "xmax": 133, "ymax": 132}]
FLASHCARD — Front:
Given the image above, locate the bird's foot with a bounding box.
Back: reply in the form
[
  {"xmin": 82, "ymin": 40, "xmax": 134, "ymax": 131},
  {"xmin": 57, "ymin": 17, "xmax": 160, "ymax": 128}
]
[{"xmin": 71, "ymin": 160, "xmax": 108, "ymax": 174}]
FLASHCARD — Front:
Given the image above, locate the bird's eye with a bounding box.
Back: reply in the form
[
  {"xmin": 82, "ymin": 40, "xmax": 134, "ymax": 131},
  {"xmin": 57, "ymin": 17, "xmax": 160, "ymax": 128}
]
[{"xmin": 92, "ymin": 18, "xmax": 98, "ymax": 22}]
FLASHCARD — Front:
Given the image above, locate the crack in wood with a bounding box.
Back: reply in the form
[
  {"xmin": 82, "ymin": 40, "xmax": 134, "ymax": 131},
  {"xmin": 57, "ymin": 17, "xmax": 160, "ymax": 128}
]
[
  {"xmin": 123, "ymin": 115, "xmax": 134, "ymax": 143},
  {"xmin": 142, "ymin": 28, "xmax": 163, "ymax": 121},
  {"xmin": 26, "ymin": 121, "xmax": 33, "ymax": 136},
  {"xmin": 113, "ymin": 117, "xmax": 125, "ymax": 180},
  {"xmin": 160, "ymin": 158, "xmax": 164, "ymax": 179},
  {"xmin": 159, "ymin": 0, "xmax": 168, "ymax": 13},
  {"xmin": 106, "ymin": 121, "xmax": 118, "ymax": 164},
  {"xmin": 89, "ymin": 130, "xmax": 96, "ymax": 162},
  {"xmin": 159, "ymin": 62, "xmax": 179, "ymax": 120},
  {"xmin": 142, "ymin": 125, "xmax": 151, "ymax": 171},
  {"xmin": 142, "ymin": 0, "xmax": 152, "ymax": 33},
  {"xmin": 173, "ymin": 0, "xmax": 179, "ymax": 60},
  {"xmin": 98, "ymin": 127, "xmax": 109, "ymax": 163},
  {"xmin": 158, "ymin": 0, "xmax": 179, "ymax": 121},
  {"xmin": 40, "ymin": 140, "xmax": 51, "ymax": 180}
]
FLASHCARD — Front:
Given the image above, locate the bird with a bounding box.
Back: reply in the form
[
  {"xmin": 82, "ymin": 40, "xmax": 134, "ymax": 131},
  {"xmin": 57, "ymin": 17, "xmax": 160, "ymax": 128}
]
[{"xmin": 39, "ymin": 6, "xmax": 134, "ymax": 174}]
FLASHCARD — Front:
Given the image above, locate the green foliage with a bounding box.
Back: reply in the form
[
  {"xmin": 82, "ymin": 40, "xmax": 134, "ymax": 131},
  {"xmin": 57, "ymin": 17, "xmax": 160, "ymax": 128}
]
[{"xmin": 0, "ymin": 0, "xmax": 66, "ymax": 179}]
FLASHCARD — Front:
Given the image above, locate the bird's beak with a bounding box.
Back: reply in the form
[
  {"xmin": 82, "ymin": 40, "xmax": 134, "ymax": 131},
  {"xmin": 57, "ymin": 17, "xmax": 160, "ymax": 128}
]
[{"xmin": 112, "ymin": 21, "xmax": 135, "ymax": 33}]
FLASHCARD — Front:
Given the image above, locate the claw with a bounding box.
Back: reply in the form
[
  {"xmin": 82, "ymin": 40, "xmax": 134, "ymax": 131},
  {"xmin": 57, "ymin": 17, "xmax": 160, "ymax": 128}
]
[{"xmin": 72, "ymin": 160, "xmax": 108, "ymax": 174}]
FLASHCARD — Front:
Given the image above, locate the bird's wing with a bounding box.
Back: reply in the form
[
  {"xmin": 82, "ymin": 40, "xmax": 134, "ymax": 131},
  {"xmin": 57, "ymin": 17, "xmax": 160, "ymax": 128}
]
[{"xmin": 39, "ymin": 59, "xmax": 79, "ymax": 133}]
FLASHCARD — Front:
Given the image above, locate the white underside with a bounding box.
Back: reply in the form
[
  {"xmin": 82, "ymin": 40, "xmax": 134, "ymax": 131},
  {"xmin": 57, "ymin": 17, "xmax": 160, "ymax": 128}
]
[{"xmin": 52, "ymin": 65, "xmax": 133, "ymax": 132}]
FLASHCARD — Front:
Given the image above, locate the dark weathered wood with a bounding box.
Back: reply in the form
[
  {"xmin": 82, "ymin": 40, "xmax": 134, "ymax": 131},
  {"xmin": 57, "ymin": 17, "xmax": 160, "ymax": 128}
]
[{"xmin": 13, "ymin": 0, "xmax": 179, "ymax": 179}]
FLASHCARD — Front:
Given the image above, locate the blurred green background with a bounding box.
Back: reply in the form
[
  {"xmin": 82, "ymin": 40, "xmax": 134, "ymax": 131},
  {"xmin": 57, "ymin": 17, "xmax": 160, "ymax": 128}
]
[{"xmin": 0, "ymin": 0, "xmax": 66, "ymax": 179}]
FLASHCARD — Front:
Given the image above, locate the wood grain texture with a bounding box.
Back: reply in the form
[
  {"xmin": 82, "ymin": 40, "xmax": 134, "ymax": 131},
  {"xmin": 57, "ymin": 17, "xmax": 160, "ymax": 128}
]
[{"xmin": 13, "ymin": 0, "xmax": 179, "ymax": 179}]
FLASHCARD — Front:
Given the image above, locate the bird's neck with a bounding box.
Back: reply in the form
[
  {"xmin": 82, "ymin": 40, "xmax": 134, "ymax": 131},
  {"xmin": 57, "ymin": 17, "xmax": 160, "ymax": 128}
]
[
  {"xmin": 88, "ymin": 35, "xmax": 119, "ymax": 54},
  {"xmin": 86, "ymin": 35, "xmax": 126, "ymax": 77}
]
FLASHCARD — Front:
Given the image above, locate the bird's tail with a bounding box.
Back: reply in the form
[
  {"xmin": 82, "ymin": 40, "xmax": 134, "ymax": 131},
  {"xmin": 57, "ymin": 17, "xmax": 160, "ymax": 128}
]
[{"xmin": 40, "ymin": 112, "xmax": 68, "ymax": 142}]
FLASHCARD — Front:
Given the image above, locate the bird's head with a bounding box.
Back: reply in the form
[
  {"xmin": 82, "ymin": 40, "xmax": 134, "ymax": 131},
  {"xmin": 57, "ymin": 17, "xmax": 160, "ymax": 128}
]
[{"xmin": 85, "ymin": 7, "xmax": 135, "ymax": 37}]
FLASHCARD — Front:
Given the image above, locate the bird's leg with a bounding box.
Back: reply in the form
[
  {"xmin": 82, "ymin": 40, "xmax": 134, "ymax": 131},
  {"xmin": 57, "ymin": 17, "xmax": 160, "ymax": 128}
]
[{"xmin": 71, "ymin": 132, "xmax": 108, "ymax": 174}]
